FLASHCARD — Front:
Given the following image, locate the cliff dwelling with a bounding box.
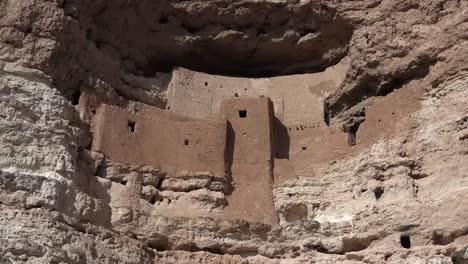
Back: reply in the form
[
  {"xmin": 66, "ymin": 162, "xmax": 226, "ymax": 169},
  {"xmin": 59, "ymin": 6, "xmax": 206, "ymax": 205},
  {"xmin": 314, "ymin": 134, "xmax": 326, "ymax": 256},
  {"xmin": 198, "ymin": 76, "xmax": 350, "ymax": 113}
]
[
  {"xmin": 92, "ymin": 96, "xmax": 278, "ymax": 223},
  {"xmin": 89, "ymin": 61, "xmax": 426, "ymax": 225},
  {"xmin": 90, "ymin": 62, "xmax": 360, "ymax": 224},
  {"xmin": 2, "ymin": 0, "xmax": 467, "ymax": 262}
]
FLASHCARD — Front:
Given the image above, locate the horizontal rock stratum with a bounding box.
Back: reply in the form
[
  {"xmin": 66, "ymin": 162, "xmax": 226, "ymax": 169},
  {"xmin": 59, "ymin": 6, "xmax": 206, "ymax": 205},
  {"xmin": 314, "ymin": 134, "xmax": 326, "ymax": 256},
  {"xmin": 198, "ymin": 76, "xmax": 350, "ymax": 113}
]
[{"xmin": 0, "ymin": 0, "xmax": 467, "ymax": 263}]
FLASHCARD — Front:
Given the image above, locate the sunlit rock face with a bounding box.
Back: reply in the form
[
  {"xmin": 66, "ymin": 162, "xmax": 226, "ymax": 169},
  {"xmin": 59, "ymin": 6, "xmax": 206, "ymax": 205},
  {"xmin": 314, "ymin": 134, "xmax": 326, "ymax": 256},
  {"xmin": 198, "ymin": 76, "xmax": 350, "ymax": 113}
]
[{"xmin": 0, "ymin": 0, "xmax": 467, "ymax": 263}]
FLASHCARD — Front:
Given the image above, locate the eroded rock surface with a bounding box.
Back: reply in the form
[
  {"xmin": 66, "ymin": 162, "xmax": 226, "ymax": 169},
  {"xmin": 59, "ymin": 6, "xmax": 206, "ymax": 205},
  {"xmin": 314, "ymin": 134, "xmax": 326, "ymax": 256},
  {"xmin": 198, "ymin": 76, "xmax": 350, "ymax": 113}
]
[{"xmin": 0, "ymin": 0, "xmax": 467, "ymax": 263}]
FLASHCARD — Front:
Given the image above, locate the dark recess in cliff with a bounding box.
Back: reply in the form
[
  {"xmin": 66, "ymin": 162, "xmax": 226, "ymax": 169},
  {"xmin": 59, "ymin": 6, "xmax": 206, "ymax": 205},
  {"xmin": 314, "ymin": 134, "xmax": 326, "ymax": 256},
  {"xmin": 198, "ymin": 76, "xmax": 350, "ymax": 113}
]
[{"xmin": 62, "ymin": 0, "xmax": 354, "ymax": 78}]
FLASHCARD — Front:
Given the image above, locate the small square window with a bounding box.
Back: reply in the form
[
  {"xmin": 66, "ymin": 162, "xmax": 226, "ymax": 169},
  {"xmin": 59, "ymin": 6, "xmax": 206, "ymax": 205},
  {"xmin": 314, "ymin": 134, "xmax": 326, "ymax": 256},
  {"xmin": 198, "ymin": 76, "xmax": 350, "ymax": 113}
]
[
  {"xmin": 239, "ymin": 110, "xmax": 247, "ymax": 118},
  {"xmin": 184, "ymin": 139, "xmax": 189, "ymax": 145}
]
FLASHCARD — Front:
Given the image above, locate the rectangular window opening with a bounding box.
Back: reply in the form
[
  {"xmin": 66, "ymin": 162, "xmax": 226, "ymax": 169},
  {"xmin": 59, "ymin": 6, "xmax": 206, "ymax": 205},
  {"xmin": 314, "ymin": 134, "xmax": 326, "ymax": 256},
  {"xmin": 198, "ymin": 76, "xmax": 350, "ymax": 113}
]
[
  {"xmin": 184, "ymin": 139, "xmax": 189, "ymax": 145},
  {"xmin": 72, "ymin": 89, "xmax": 81, "ymax": 106},
  {"xmin": 128, "ymin": 120, "xmax": 136, "ymax": 133},
  {"xmin": 239, "ymin": 110, "xmax": 247, "ymax": 118}
]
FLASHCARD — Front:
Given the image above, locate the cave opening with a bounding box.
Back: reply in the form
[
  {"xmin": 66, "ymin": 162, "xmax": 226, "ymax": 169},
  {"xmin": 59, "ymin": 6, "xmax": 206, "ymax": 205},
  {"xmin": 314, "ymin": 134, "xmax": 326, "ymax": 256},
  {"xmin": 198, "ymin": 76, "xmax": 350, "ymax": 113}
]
[
  {"xmin": 374, "ymin": 186, "xmax": 384, "ymax": 200},
  {"xmin": 80, "ymin": 1, "xmax": 354, "ymax": 78},
  {"xmin": 138, "ymin": 48, "xmax": 349, "ymax": 78}
]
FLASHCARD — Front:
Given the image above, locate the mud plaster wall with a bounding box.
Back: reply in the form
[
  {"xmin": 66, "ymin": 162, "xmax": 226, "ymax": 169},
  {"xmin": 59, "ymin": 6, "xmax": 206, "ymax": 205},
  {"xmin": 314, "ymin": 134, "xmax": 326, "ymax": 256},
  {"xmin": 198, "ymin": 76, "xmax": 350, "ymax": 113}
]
[
  {"xmin": 221, "ymin": 97, "xmax": 273, "ymax": 165},
  {"xmin": 92, "ymin": 105, "xmax": 227, "ymax": 178},
  {"xmin": 166, "ymin": 61, "xmax": 348, "ymax": 128},
  {"xmin": 92, "ymin": 98, "xmax": 279, "ymax": 224},
  {"xmin": 220, "ymin": 97, "xmax": 278, "ymax": 225},
  {"xmin": 166, "ymin": 67, "xmax": 354, "ymax": 180}
]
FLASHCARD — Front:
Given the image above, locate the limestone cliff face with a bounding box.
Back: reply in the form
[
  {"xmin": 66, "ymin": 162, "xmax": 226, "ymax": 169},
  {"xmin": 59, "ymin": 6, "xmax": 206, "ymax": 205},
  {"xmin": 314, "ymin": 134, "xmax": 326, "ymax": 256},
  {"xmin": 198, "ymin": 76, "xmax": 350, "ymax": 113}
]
[{"xmin": 0, "ymin": 0, "xmax": 467, "ymax": 263}]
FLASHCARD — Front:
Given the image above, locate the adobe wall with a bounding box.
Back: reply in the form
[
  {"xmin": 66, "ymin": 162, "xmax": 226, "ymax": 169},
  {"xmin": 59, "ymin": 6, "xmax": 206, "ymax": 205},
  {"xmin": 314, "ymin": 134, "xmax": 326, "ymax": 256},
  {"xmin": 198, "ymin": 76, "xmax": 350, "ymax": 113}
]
[
  {"xmin": 286, "ymin": 126, "xmax": 349, "ymax": 179},
  {"xmin": 92, "ymin": 99, "xmax": 278, "ymax": 224},
  {"xmin": 220, "ymin": 97, "xmax": 278, "ymax": 225},
  {"xmin": 220, "ymin": 97, "xmax": 274, "ymax": 165},
  {"xmin": 166, "ymin": 59, "xmax": 348, "ymax": 128},
  {"xmin": 92, "ymin": 105, "xmax": 227, "ymax": 178},
  {"xmin": 165, "ymin": 63, "xmax": 359, "ymax": 183}
]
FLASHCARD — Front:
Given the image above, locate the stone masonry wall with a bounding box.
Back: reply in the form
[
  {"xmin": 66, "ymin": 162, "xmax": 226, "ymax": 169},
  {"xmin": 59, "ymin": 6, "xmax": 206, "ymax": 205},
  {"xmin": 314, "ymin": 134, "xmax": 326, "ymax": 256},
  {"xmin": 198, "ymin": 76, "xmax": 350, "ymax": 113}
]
[
  {"xmin": 92, "ymin": 105, "xmax": 227, "ymax": 178},
  {"xmin": 221, "ymin": 97, "xmax": 278, "ymax": 225}
]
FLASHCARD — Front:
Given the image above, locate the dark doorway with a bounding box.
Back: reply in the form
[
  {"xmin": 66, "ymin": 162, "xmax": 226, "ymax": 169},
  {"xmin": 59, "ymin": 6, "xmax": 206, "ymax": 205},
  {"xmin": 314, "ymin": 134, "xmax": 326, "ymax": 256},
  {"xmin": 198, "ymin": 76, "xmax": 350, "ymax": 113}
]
[
  {"xmin": 400, "ymin": 234, "xmax": 411, "ymax": 249},
  {"xmin": 128, "ymin": 120, "xmax": 136, "ymax": 133}
]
